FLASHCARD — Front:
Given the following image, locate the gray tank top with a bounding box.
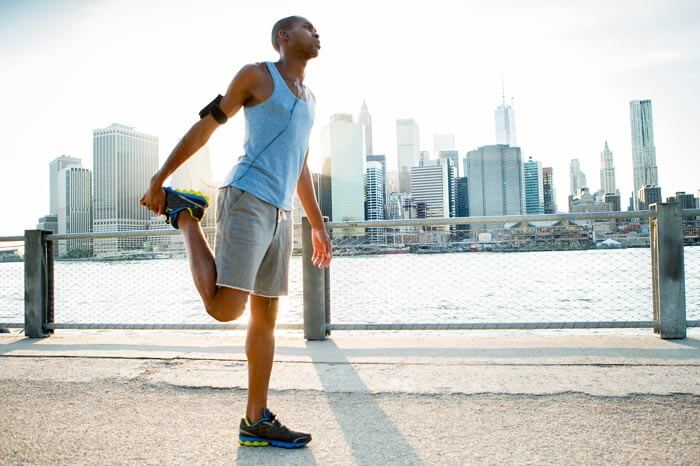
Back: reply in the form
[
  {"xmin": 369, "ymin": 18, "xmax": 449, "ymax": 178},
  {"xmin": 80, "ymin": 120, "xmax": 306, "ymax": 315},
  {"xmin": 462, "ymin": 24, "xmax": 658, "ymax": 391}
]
[{"xmin": 222, "ymin": 62, "xmax": 315, "ymax": 210}]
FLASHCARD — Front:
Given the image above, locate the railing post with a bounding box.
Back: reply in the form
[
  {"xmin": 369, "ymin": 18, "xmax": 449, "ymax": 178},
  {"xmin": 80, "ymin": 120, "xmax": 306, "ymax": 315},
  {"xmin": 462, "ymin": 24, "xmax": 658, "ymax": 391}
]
[
  {"xmin": 302, "ymin": 217, "xmax": 328, "ymax": 340},
  {"xmin": 24, "ymin": 230, "xmax": 50, "ymax": 338},
  {"xmin": 651, "ymin": 203, "xmax": 686, "ymax": 339}
]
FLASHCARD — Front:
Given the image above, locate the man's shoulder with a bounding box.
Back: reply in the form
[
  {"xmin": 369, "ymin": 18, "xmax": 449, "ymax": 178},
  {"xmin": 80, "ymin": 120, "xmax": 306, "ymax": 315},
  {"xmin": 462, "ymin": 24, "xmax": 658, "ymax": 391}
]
[{"xmin": 237, "ymin": 62, "xmax": 271, "ymax": 81}]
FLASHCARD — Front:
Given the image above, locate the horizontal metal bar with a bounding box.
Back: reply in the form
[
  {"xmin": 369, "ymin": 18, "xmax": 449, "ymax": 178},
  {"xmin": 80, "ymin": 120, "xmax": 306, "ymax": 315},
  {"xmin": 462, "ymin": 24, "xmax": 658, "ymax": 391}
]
[
  {"xmin": 688, "ymin": 321, "xmax": 700, "ymax": 328},
  {"xmin": 327, "ymin": 321, "xmax": 658, "ymax": 331},
  {"xmin": 0, "ymin": 236, "xmax": 24, "ymax": 242},
  {"xmin": 681, "ymin": 209, "xmax": 700, "ymax": 218},
  {"xmin": 45, "ymin": 322, "xmax": 303, "ymax": 331},
  {"xmin": 325, "ymin": 211, "xmax": 656, "ymax": 229},
  {"xmin": 47, "ymin": 227, "xmax": 217, "ymax": 241},
  {"xmin": 0, "ymin": 323, "xmax": 24, "ymax": 328}
]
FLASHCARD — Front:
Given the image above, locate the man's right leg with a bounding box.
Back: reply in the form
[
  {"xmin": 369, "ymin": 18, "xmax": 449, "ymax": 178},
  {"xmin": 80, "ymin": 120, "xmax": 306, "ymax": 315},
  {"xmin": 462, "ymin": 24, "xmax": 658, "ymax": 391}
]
[{"xmin": 178, "ymin": 213, "xmax": 248, "ymax": 322}]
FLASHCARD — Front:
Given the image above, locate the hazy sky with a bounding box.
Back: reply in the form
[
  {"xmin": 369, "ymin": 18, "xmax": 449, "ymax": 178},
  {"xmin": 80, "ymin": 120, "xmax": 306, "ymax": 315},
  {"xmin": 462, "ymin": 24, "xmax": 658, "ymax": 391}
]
[{"xmin": 1, "ymin": 0, "xmax": 699, "ymax": 236}]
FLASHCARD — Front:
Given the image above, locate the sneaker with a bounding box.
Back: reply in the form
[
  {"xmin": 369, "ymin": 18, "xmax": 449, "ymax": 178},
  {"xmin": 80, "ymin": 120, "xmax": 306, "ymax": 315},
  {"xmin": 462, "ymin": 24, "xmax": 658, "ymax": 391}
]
[
  {"xmin": 238, "ymin": 408, "xmax": 312, "ymax": 449},
  {"xmin": 163, "ymin": 187, "xmax": 209, "ymax": 229}
]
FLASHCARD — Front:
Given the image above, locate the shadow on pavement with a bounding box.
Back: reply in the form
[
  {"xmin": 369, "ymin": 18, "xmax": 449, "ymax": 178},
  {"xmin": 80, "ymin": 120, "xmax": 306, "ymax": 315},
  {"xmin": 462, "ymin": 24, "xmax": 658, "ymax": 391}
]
[{"xmin": 306, "ymin": 339, "xmax": 425, "ymax": 466}]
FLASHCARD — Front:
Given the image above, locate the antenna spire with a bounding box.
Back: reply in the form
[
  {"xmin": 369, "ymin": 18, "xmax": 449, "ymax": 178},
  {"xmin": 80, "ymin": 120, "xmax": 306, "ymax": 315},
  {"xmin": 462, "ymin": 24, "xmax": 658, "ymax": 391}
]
[{"xmin": 501, "ymin": 73, "xmax": 505, "ymax": 106}]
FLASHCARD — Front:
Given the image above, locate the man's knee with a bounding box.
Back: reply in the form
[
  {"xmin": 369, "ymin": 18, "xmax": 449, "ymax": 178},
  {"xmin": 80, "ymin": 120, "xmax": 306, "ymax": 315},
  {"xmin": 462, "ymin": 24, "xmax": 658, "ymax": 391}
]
[{"xmin": 206, "ymin": 287, "xmax": 249, "ymax": 322}]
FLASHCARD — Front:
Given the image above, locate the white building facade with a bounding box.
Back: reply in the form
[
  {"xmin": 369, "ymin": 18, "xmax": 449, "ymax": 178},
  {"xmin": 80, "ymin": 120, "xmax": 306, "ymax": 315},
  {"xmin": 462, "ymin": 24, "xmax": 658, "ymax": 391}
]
[{"xmin": 57, "ymin": 166, "xmax": 93, "ymax": 256}]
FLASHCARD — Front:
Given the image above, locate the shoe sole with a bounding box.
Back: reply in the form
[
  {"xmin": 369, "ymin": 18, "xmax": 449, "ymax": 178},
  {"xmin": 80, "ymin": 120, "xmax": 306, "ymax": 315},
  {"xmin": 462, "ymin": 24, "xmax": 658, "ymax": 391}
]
[{"xmin": 238, "ymin": 435, "xmax": 310, "ymax": 449}]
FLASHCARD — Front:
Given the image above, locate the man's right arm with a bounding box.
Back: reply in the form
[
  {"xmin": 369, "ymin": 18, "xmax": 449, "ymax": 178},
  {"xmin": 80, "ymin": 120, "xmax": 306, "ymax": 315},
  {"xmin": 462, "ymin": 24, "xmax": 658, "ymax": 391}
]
[{"xmin": 140, "ymin": 64, "xmax": 265, "ymax": 215}]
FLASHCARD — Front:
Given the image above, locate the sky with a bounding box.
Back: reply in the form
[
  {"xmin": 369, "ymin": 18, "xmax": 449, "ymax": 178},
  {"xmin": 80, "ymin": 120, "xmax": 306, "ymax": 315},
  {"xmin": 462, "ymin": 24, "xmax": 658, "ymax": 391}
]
[{"xmin": 1, "ymin": 0, "xmax": 699, "ymax": 236}]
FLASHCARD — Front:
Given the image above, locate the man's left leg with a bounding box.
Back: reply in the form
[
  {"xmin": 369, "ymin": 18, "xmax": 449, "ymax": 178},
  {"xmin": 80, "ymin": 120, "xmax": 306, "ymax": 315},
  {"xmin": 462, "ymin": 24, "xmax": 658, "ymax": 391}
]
[
  {"xmin": 238, "ymin": 294, "xmax": 312, "ymax": 448},
  {"xmin": 246, "ymin": 294, "xmax": 278, "ymax": 423}
]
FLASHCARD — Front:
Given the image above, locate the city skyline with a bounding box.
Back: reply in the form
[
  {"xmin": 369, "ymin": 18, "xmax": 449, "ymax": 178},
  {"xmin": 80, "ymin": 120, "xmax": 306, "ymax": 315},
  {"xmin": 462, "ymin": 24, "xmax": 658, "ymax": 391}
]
[{"xmin": 2, "ymin": 0, "xmax": 699, "ymax": 235}]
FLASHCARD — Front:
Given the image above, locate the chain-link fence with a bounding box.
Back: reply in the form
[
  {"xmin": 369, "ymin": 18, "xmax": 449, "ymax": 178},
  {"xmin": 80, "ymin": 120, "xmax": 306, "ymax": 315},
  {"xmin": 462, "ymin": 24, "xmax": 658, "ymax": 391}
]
[
  {"xmin": 47, "ymin": 230, "xmax": 303, "ymax": 329},
  {"xmin": 326, "ymin": 220, "xmax": 654, "ymax": 326},
  {"xmin": 0, "ymin": 237, "xmax": 24, "ymax": 328},
  {"xmin": 683, "ymin": 214, "xmax": 699, "ymax": 321}
]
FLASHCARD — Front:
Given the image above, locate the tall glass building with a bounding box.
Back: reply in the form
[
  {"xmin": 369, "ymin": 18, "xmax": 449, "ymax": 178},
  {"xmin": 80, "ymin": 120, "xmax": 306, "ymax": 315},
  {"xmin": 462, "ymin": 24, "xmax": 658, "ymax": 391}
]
[
  {"xmin": 630, "ymin": 100, "xmax": 658, "ymax": 209},
  {"xmin": 93, "ymin": 123, "xmax": 158, "ymax": 256},
  {"xmin": 523, "ymin": 156, "xmax": 544, "ymax": 214},
  {"xmin": 57, "ymin": 166, "xmax": 93, "ymax": 256},
  {"xmin": 542, "ymin": 167, "xmax": 557, "ymax": 214},
  {"xmin": 466, "ymin": 145, "xmax": 524, "ymax": 219},
  {"xmin": 396, "ymin": 119, "xmax": 420, "ymax": 193}
]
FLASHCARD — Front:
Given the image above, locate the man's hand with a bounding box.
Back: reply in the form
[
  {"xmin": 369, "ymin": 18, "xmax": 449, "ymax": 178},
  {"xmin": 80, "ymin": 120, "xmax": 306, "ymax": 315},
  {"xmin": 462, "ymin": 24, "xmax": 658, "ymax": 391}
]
[
  {"xmin": 311, "ymin": 227, "xmax": 332, "ymax": 268},
  {"xmin": 139, "ymin": 178, "xmax": 166, "ymax": 216}
]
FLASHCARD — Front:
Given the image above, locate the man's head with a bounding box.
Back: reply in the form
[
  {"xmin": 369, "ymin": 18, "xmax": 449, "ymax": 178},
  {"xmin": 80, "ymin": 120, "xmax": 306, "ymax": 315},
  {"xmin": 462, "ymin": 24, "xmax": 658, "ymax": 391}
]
[{"xmin": 271, "ymin": 16, "xmax": 320, "ymax": 57}]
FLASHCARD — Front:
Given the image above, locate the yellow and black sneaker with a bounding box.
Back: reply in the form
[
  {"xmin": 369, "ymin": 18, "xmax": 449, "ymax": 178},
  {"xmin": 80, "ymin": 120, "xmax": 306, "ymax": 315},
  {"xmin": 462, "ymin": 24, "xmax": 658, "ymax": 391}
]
[
  {"xmin": 163, "ymin": 187, "xmax": 209, "ymax": 230},
  {"xmin": 238, "ymin": 408, "xmax": 311, "ymax": 449}
]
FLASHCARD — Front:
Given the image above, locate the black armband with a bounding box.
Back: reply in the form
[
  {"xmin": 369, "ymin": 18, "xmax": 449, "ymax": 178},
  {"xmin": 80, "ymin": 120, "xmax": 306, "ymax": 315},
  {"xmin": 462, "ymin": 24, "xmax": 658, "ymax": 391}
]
[{"xmin": 199, "ymin": 94, "xmax": 228, "ymax": 124}]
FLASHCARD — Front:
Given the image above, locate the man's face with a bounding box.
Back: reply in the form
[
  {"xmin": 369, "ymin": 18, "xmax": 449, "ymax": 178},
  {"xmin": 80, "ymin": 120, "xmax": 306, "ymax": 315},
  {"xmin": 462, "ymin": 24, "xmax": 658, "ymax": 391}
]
[{"xmin": 286, "ymin": 19, "xmax": 320, "ymax": 57}]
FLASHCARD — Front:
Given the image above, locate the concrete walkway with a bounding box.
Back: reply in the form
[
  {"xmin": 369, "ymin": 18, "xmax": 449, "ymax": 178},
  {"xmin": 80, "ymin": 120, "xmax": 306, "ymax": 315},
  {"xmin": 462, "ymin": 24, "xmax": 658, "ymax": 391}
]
[{"xmin": 1, "ymin": 332, "xmax": 699, "ymax": 465}]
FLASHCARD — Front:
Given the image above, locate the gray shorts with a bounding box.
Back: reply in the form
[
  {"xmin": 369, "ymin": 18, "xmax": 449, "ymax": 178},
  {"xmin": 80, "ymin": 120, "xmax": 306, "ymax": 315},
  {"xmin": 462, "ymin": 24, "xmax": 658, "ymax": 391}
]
[{"xmin": 214, "ymin": 186, "xmax": 292, "ymax": 297}]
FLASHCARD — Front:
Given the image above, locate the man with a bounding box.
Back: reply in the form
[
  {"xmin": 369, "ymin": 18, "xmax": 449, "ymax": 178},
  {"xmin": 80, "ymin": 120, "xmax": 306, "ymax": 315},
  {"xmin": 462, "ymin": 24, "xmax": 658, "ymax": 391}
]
[{"xmin": 140, "ymin": 16, "xmax": 331, "ymax": 449}]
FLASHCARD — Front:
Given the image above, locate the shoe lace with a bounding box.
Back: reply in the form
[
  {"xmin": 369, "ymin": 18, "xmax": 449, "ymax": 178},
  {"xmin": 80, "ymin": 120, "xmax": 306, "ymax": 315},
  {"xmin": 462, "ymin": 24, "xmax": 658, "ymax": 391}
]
[{"xmin": 265, "ymin": 412, "xmax": 292, "ymax": 436}]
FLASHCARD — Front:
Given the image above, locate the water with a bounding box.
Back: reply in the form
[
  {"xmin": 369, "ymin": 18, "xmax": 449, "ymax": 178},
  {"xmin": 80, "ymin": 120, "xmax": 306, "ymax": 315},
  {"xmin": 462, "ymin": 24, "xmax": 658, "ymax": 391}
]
[{"xmin": 1, "ymin": 247, "xmax": 698, "ymax": 331}]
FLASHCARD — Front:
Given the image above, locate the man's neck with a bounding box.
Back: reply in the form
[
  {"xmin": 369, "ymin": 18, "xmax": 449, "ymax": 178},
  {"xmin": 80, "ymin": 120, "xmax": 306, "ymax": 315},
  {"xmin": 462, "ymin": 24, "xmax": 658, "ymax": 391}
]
[{"xmin": 276, "ymin": 57, "xmax": 307, "ymax": 83}]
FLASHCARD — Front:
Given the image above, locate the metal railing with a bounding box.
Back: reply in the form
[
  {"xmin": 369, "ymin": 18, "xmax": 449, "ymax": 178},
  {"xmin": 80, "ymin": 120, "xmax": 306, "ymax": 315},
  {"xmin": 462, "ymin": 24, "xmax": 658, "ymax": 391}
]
[{"xmin": 1, "ymin": 203, "xmax": 697, "ymax": 339}]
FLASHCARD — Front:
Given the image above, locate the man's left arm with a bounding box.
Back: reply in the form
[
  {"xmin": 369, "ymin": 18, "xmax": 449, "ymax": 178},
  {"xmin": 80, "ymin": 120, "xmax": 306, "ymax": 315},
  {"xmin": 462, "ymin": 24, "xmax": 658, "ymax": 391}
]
[{"xmin": 296, "ymin": 153, "xmax": 332, "ymax": 268}]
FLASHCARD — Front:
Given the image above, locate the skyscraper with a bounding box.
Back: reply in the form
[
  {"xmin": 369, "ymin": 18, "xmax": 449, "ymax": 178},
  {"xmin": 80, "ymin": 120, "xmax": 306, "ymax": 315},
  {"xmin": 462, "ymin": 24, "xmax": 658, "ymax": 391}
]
[
  {"xmin": 466, "ymin": 145, "xmax": 524, "ymax": 220},
  {"xmin": 57, "ymin": 166, "xmax": 93, "ymax": 256},
  {"xmin": 523, "ymin": 156, "xmax": 545, "ymax": 215},
  {"xmin": 321, "ymin": 114, "xmax": 365, "ymax": 234},
  {"xmin": 630, "ymin": 100, "xmax": 658, "ymax": 209},
  {"xmin": 367, "ymin": 154, "xmax": 387, "ymax": 215},
  {"xmin": 358, "ymin": 101, "xmax": 373, "ymax": 156},
  {"xmin": 49, "ymin": 155, "xmax": 82, "ymax": 216},
  {"xmin": 92, "ymin": 123, "xmax": 158, "ymax": 256},
  {"xmin": 365, "ymin": 161, "xmax": 385, "ymax": 242},
  {"xmin": 637, "ymin": 185, "xmax": 662, "ymax": 210},
  {"xmin": 410, "ymin": 161, "xmax": 450, "ymax": 225},
  {"xmin": 495, "ymin": 92, "xmax": 517, "ymax": 147},
  {"xmin": 542, "ymin": 167, "xmax": 557, "ymax": 214},
  {"xmin": 438, "ymin": 150, "xmax": 459, "ymax": 177},
  {"xmin": 455, "ymin": 177, "xmax": 469, "ymax": 234},
  {"xmin": 569, "ymin": 159, "xmax": 587, "ymax": 196},
  {"xmin": 599, "ymin": 141, "xmax": 617, "ymax": 195},
  {"xmin": 396, "ymin": 118, "xmax": 420, "ymax": 192}
]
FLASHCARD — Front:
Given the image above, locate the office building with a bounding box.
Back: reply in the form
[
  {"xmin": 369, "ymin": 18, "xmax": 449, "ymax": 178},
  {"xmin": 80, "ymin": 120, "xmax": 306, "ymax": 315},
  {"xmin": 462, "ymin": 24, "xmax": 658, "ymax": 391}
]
[
  {"xmin": 434, "ymin": 133, "xmax": 455, "ymax": 154},
  {"xmin": 604, "ymin": 193, "xmax": 621, "ymax": 212},
  {"xmin": 495, "ymin": 97, "xmax": 517, "ymax": 146},
  {"xmin": 57, "ymin": 166, "xmax": 93, "ymax": 256},
  {"xmin": 92, "ymin": 123, "xmax": 158, "ymax": 256},
  {"xmin": 358, "ymin": 101, "xmax": 373, "ymax": 157},
  {"xmin": 36, "ymin": 215, "xmax": 58, "ymax": 233},
  {"xmin": 637, "ymin": 185, "xmax": 662, "ymax": 210},
  {"xmin": 49, "ymin": 155, "xmax": 82, "ymax": 216},
  {"xmin": 321, "ymin": 114, "xmax": 365, "ymax": 235},
  {"xmin": 600, "ymin": 141, "xmax": 617, "ymax": 195},
  {"xmin": 542, "ymin": 167, "xmax": 557, "ymax": 214},
  {"xmin": 365, "ymin": 161, "xmax": 385, "ymax": 242},
  {"xmin": 523, "ymin": 156, "xmax": 545, "ymax": 215},
  {"xmin": 466, "ymin": 145, "xmax": 524, "ymax": 220},
  {"xmin": 569, "ymin": 159, "xmax": 587, "ymax": 196},
  {"xmin": 630, "ymin": 100, "xmax": 658, "ymax": 208},
  {"xmin": 396, "ymin": 118, "xmax": 420, "ymax": 192}
]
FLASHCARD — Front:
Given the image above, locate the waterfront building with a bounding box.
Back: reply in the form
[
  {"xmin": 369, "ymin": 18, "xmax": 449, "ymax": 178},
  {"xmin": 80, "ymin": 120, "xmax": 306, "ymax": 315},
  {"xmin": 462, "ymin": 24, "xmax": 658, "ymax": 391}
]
[
  {"xmin": 36, "ymin": 215, "xmax": 58, "ymax": 233},
  {"xmin": 600, "ymin": 141, "xmax": 617, "ymax": 195},
  {"xmin": 604, "ymin": 193, "xmax": 621, "ymax": 212},
  {"xmin": 455, "ymin": 177, "xmax": 469, "ymax": 234},
  {"xmin": 524, "ymin": 156, "xmax": 545, "ymax": 215},
  {"xmin": 365, "ymin": 161, "xmax": 385, "ymax": 242},
  {"xmin": 630, "ymin": 100, "xmax": 658, "ymax": 209},
  {"xmin": 542, "ymin": 167, "xmax": 557, "ymax": 214},
  {"xmin": 358, "ymin": 101, "xmax": 373, "ymax": 157},
  {"xmin": 466, "ymin": 144, "xmax": 524, "ymax": 221},
  {"xmin": 569, "ymin": 159, "xmax": 587, "ymax": 196},
  {"xmin": 92, "ymin": 123, "xmax": 158, "ymax": 256},
  {"xmin": 438, "ymin": 150, "xmax": 459, "ymax": 177},
  {"xmin": 396, "ymin": 118, "xmax": 420, "ymax": 192},
  {"xmin": 637, "ymin": 185, "xmax": 662, "ymax": 210},
  {"xmin": 321, "ymin": 114, "xmax": 365, "ymax": 236},
  {"xmin": 495, "ymin": 97, "xmax": 517, "ymax": 146},
  {"xmin": 57, "ymin": 166, "xmax": 93, "ymax": 256},
  {"xmin": 410, "ymin": 161, "xmax": 450, "ymax": 221},
  {"xmin": 666, "ymin": 192, "xmax": 696, "ymax": 210},
  {"xmin": 367, "ymin": 154, "xmax": 387, "ymax": 215},
  {"xmin": 49, "ymin": 155, "xmax": 82, "ymax": 216}
]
